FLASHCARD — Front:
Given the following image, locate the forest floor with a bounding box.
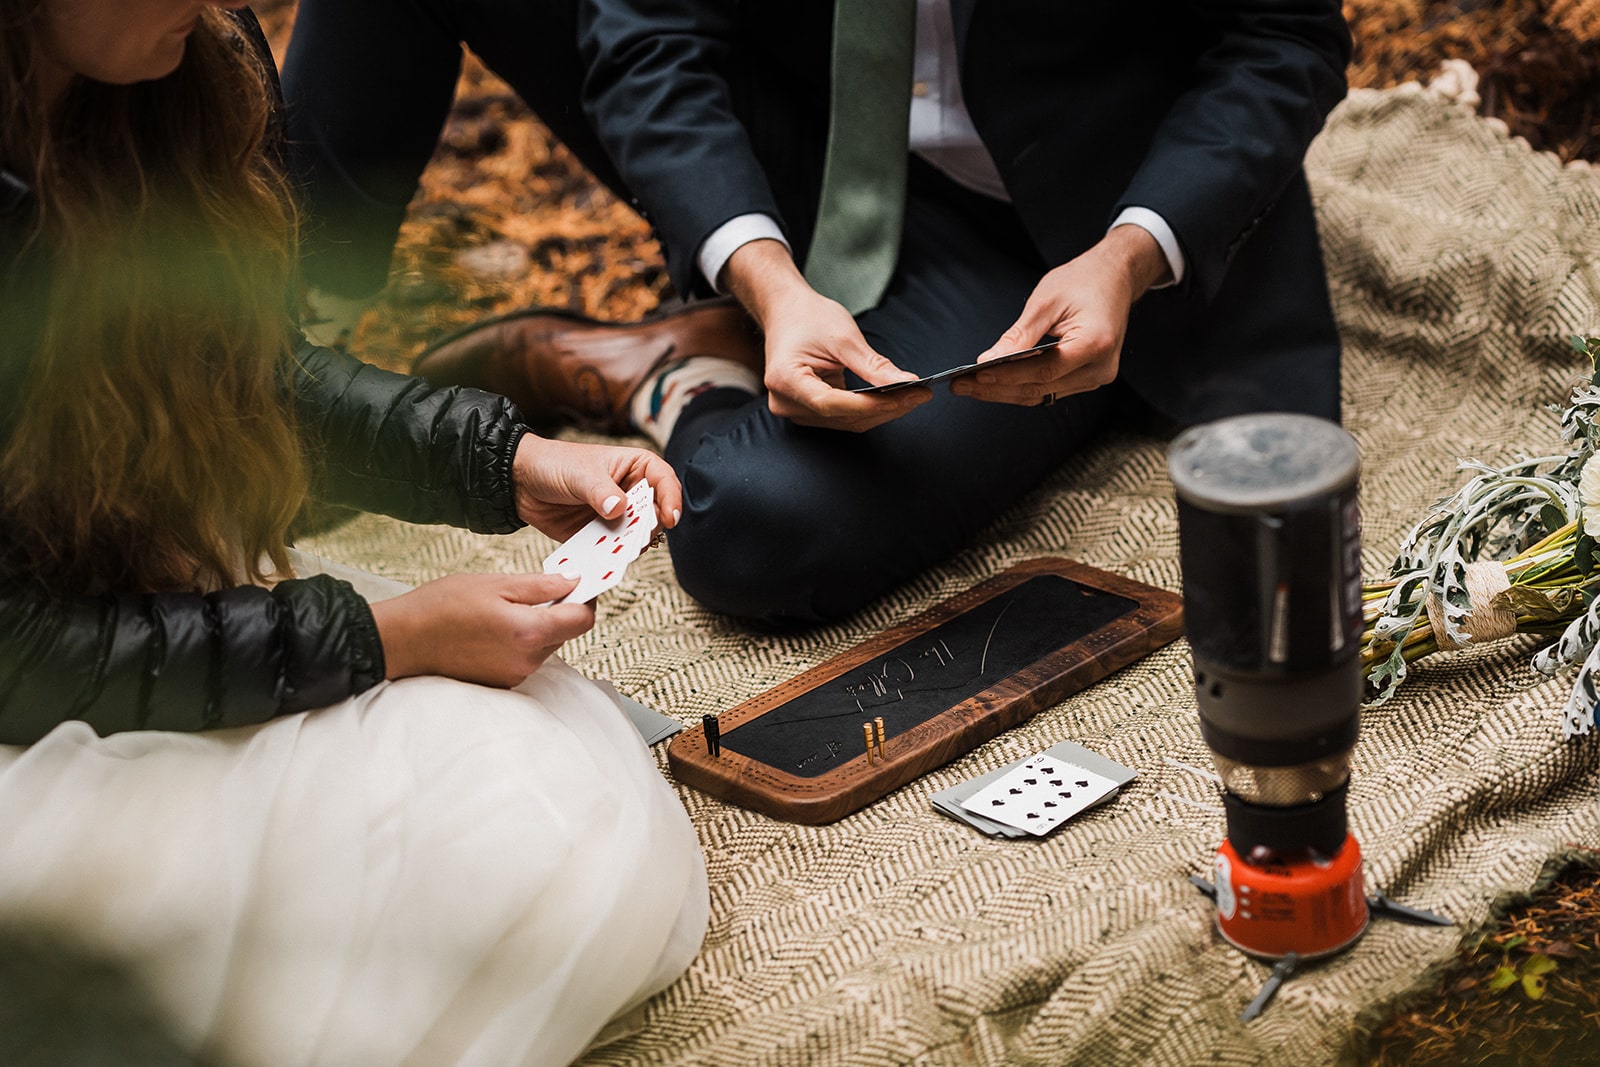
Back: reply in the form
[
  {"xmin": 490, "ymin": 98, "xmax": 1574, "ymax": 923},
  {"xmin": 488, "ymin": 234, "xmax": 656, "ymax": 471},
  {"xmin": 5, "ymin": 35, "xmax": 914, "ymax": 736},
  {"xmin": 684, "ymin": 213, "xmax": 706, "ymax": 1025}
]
[{"xmin": 253, "ymin": 3, "xmax": 1600, "ymax": 1062}]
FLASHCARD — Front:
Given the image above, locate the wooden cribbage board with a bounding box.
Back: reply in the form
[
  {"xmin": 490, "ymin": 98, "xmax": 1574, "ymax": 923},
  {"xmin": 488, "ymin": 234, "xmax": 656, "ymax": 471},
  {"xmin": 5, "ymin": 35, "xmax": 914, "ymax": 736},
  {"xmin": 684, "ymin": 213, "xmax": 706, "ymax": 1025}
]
[{"xmin": 667, "ymin": 558, "xmax": 1184, "ymax": 824}]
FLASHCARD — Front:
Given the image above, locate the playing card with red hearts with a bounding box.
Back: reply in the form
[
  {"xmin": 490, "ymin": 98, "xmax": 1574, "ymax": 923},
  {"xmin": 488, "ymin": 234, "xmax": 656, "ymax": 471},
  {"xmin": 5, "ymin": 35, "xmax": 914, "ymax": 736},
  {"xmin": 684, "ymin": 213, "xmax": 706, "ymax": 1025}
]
[{"xmin": 542, "ymin": 480, "xmax": 657, "ymax": 604}]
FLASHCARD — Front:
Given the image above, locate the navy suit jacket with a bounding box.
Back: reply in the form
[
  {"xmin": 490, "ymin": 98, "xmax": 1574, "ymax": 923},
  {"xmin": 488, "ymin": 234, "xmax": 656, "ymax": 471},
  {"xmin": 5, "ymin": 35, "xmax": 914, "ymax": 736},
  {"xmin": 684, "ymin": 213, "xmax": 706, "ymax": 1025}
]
[{"xmin": 579, "ymin": 0, "xmax": 1352, "ymax": 424}]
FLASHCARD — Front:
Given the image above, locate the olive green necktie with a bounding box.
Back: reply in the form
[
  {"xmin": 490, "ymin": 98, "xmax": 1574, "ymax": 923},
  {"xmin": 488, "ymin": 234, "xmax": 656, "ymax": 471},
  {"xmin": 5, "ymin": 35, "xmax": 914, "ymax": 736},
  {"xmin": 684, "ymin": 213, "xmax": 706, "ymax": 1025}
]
[{"xmin": 802, "ymin": 0, "xmax": 917, "ymax": 315}]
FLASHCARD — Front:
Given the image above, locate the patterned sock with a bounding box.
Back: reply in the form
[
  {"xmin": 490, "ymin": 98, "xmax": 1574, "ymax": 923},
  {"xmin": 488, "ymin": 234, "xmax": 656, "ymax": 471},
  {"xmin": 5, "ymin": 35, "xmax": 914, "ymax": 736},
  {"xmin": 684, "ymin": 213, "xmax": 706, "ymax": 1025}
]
[{"xmin": 630, "ymin": 356, "xmax": 762, "ymax": 449}]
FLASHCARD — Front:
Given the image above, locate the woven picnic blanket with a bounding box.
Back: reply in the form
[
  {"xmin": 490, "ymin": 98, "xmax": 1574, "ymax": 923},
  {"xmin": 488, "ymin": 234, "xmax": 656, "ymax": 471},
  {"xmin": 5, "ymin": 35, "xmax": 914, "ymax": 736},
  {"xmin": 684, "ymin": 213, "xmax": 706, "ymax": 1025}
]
[{"xmin": 303, "ymin": 80, "xmax": 1600, "ymax": 1066}]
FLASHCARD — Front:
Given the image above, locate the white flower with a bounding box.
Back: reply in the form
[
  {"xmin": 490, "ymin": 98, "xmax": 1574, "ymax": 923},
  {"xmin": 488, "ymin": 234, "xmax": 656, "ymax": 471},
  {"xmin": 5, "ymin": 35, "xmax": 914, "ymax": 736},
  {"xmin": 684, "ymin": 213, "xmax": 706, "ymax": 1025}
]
[{"xmin": 1581, "ymin": 453, "xmax": 1600, "ymax": 537}]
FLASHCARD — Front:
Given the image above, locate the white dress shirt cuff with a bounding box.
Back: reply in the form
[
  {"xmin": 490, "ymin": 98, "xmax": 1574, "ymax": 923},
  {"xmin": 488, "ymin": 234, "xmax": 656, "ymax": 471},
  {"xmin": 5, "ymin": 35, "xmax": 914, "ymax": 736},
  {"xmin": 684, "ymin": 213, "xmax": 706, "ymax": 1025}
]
[
  {"xmin": 697, "ymin": 213, "xmax": 792, "ymax": 292},
  {"xmin": 1110, "ymin": 206, "xmax": 1185, "ymax": 289}
]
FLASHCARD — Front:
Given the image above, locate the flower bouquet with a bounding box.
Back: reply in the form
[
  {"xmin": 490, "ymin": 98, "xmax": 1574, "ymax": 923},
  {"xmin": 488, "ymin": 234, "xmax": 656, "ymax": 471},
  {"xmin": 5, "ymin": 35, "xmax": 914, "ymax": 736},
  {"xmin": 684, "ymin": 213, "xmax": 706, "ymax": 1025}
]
[{"xmin": 1361, "ymin": 336, "xmax": 1600, "ymax": 736}]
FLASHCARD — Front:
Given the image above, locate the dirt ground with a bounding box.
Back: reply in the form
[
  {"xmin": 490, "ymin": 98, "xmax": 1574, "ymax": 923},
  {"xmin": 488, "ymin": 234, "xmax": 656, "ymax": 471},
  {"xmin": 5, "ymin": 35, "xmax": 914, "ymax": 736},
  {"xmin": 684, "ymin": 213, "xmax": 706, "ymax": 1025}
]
[{"xmin": 252, "ymin": 3, "xmax": 1600, "ymax": 1062}]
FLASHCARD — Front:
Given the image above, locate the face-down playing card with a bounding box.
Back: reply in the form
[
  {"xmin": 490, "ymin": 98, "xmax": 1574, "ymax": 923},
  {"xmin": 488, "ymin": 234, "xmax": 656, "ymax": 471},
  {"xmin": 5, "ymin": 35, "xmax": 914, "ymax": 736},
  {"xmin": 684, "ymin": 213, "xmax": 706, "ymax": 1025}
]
[
  {"xmin": 958, "ymin": 753, "xmax": 1120, "ymax": 836},
  {"xmin": 849, "ymin": 339, "xmax": 1062, "ymax": 394},
  {"xmin": 542, "ymin": 480, "xmax": 657, "ymax": 604}
]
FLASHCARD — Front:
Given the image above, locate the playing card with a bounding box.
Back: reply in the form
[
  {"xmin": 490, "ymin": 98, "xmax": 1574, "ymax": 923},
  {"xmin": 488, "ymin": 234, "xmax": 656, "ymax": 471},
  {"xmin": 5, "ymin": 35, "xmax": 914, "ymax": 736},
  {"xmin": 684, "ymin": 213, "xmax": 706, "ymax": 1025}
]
[
  {"xmin": 850, "ymin": 338, "xmax": 1062, "ymax": 394},
  {"xmin": 930, "ymin": 741, "xmax": 1137, "ymax": 838},
  {"xmin": 930, "ymin": 791, "xmax": 1033, "ymax": 839},
  {"xmin": 618, "ymin": 479, "xmax": 656, "ymax": 550},
  {"xmin": 592, "ymin": 679, "xmax": 683, "ymax": 746},
  {"xmin": 958, "ymin": 754, "xmax": 1120, "ymax": 836},
  {"xmin": 542, "ymin": 480, "xmax": 658, "ymax": 604}
]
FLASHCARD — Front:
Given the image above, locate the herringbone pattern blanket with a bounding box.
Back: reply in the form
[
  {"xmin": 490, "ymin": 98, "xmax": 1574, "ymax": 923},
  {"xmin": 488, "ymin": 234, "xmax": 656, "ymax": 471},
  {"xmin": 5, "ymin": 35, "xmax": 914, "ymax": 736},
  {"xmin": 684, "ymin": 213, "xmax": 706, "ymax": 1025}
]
[{"xmin": 304, "ymin": 83, "xmax": 1600, "ymax": 1066}]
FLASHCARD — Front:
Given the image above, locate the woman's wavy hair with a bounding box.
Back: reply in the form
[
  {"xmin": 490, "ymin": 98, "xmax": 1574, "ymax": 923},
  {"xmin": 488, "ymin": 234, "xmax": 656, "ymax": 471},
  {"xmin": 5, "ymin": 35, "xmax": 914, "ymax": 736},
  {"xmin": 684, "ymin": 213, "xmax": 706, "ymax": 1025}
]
[{"xmin": 0, "ymin": 1, "xmax": 306, "ymax": 595}]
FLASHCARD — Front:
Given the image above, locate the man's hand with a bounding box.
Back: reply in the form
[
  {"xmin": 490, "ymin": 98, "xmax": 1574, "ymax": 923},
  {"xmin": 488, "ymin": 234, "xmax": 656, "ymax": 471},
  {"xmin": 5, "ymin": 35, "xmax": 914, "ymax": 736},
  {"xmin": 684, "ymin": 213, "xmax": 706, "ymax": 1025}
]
[
  {"xmin": 512, "ymin": 435, "xmax": 683, "ymax": 540},
  {"xmin": 952, "ymin": 224, "xmax": 1171, "ymax": 406},
  {"xmin": 722, "ymin": 240, "xmax": 931, "ymax": 432}
]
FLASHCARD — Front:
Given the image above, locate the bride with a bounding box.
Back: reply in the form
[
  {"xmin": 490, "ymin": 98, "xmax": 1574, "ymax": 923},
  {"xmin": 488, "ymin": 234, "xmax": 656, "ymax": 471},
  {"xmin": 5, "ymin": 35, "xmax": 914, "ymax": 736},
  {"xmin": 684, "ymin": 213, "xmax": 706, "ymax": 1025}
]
[{"xmin": 0, "ymin": 1, "xmax": 707, "ymax": 1063}]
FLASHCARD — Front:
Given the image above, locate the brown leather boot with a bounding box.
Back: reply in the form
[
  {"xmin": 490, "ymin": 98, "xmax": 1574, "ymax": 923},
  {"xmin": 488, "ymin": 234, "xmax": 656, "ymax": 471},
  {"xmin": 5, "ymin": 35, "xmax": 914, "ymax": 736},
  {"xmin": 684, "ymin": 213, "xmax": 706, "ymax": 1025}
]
[{"xmin": 410, "ymin": 298, "xmax": 764, "ymax": 434}]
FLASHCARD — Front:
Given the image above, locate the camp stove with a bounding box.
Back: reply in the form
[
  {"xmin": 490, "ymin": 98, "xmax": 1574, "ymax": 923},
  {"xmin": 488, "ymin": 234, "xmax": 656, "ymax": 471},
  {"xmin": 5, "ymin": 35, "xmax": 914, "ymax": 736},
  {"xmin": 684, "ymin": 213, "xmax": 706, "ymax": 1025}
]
[{"xmin": 1168, "ymin": 414, "xmax": 1450, "ymax": 1016}]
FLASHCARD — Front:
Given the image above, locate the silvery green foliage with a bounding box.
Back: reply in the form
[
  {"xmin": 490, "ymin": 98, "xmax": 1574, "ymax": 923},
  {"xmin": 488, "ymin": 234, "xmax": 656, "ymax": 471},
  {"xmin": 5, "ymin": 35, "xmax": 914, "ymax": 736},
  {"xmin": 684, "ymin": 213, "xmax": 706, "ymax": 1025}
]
[
  {"xmin": 1558, "ymin": 382, "xmax": 1600, "ymax": 464},
  {"xmin": 1549, "ymin": 632, "xmax": 1600, "ymax": 738},
  {"xmin": 1365, "ymin": 571, "xmax": 1429, "ymax": 705},
  {"xmin": 1365, "ymin": 337, "xmax": 1600, "ymax": 735},
  {"xmin": 1534, "ymin": 582, "xmax": 1600, "ymax": 738},
  {"xmin": 1532, "ymin": 337, "xmax": 1600, "ymax": 735},
  {"xmin": 1557, "ymin": 339, "xmax": 1600, "ymax": 478},
  {"xmin": 1388, "ymin": 460, "xmax": 1576, "ymax": 582},
  {"xmin": 1533, "ymin": 587, "xmax": 1600, "ymax": 680},
  {"xmin": 1367, "ymin": 460, "xmax": 1577, "ymax": 706}
]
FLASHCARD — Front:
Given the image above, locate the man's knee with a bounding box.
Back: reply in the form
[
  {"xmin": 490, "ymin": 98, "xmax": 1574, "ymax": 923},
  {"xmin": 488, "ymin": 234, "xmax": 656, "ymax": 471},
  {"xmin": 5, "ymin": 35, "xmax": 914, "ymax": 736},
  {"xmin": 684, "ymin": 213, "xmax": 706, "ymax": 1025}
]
[{"xmin": 665, "ymin": 474, "xmax": 874, "ymax": 627}]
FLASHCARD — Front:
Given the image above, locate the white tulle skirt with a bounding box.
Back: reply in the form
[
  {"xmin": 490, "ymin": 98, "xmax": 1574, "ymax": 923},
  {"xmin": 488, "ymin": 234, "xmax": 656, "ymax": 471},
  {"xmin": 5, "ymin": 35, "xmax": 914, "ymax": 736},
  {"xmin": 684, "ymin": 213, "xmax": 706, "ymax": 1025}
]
[{"xmin": 0, "ymin": 652, "xmax": 708, "ymax": 1066}]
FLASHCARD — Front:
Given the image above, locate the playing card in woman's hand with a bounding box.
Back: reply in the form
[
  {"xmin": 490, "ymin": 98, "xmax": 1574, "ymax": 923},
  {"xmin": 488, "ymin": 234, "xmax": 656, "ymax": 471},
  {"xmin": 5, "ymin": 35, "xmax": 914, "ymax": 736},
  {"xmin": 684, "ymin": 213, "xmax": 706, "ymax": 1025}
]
[{"xmin": 542, "ymin": 481, "xmax": 657, "ymax": 603}]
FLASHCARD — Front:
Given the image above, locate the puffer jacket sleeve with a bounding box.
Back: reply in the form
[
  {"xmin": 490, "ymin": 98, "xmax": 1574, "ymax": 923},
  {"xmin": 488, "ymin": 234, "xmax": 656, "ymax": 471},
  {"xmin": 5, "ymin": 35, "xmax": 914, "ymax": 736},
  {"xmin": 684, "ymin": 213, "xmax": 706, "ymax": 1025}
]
[
  {"xmin": 293, "ymin": 340, "xmax": 529, "ymax": 533},
  {"xmin": 0, "ymin": 338, "xmax": 532, "ymax": 745},
  {"xmin": 0, "ymin": 573, "xmax": 384, "ymax": 746}
]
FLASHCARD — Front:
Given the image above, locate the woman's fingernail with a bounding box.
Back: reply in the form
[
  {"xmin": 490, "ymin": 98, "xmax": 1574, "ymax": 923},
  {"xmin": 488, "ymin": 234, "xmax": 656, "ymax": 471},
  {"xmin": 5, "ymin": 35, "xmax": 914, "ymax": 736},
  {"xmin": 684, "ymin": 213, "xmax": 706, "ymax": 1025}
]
[
  {"xmin": 601, "ymin": 494, "xmax": 622, "ymax": 514},
  {"xmin": 559, "ymin": 568, "xmax": 582, "ymax": 580},
  {"xmin": 672, "ymin": 508, "xmax": 682, "ymax": 525}
]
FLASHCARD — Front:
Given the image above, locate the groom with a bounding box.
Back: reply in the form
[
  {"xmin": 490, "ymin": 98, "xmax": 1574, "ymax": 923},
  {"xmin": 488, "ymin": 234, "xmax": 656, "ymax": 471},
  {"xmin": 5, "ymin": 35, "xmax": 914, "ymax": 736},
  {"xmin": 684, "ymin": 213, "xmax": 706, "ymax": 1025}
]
[{"xmin": 287, "ymin": 0, "xmax": 1351, "ymax": 625}]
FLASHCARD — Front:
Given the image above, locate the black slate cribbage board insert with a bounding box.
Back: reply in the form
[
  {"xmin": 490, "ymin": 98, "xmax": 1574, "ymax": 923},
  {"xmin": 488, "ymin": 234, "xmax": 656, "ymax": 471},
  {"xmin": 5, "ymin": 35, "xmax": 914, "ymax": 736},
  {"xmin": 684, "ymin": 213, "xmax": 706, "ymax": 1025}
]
[
  {"xmin": 719, "ymin": 575, "xmax": 1136, "ymax": 777},
  {"xmin": 667, "ymin": 558, "xmax": 1185, "ymax": 825}
]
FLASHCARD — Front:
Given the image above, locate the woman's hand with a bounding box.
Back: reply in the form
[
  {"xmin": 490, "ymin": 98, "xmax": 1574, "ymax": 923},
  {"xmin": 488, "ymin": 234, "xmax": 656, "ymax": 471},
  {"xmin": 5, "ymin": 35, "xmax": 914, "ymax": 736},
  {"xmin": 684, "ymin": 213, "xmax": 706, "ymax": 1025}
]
[
  {"xmin": 512, "ymin": 435, "xmax": 684, "ymax": 540},
  {"xmin": 370, "ymin": 572, "xmax": 595, "ymax": 687}
]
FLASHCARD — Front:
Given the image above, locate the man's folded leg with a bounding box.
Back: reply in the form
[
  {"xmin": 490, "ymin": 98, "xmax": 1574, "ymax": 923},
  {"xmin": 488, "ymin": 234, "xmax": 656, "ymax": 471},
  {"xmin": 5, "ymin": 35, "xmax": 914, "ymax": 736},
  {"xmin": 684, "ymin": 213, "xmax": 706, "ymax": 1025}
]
[{"xmin": 661, "ymin": 378, "xmax": 1125, "ymax": 626}]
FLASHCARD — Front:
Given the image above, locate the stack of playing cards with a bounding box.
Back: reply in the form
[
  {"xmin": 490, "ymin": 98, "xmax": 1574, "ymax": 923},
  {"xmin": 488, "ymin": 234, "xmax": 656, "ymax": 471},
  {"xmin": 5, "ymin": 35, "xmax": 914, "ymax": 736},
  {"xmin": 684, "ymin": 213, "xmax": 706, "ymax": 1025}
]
[
  {"xmin": 543, "ymin": 480, "xmax": 657, "ymax": 604},
  {"xmin": 931, "ymin": 741, "xmax": 1137, "ymax": 838}
]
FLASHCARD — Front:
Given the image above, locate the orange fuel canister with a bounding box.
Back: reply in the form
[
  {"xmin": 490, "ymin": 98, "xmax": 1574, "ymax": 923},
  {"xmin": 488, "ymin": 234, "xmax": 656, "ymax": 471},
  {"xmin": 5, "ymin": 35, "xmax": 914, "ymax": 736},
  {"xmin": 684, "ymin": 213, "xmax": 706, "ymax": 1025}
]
[{"xmin": 1212, "ymin": 833, "xmax": 1369, "ymax": 960}]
